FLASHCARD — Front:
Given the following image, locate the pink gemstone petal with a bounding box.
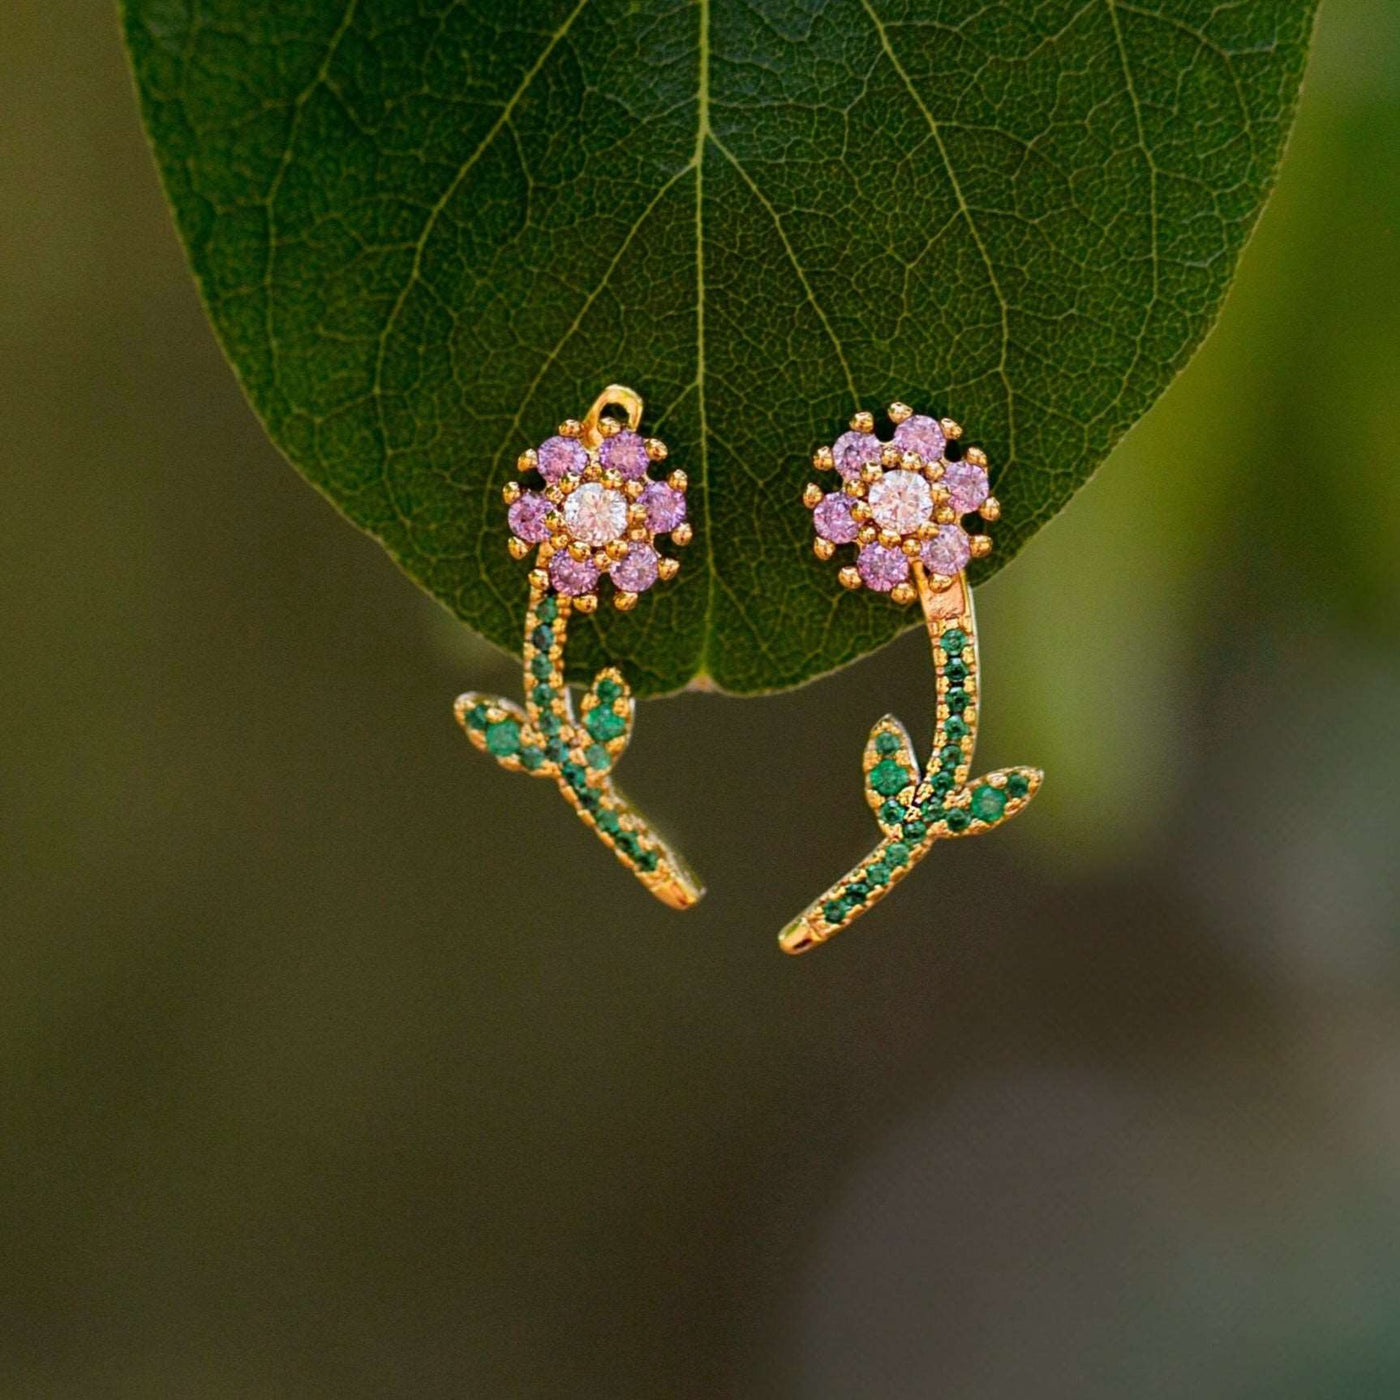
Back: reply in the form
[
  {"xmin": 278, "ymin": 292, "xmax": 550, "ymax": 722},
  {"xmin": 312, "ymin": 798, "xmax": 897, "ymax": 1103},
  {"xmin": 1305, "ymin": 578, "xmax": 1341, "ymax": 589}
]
[
  {"xmin": 892, "ymin": 414, "xmax": 946, "ymax": 464},
  {"xmin": 536, "ymin": 434, "xmax": 588, "ymax": 484},
  {"xmin": 856, "ymin": 543, "xmax": 910, "ymax": 592},
  {"xmin": 599, "ymin": 429, "xmax": 651, "ymax": 480},
  {"xmin": 812, "ymin": 492, "xmax": 859, "ymax": 544},
  {"xmin": 639, "ymin": 481, "xmax": 687, "ymax": 533},
  {"xmin": 920, "ymin": 524, "xmax": 971, "ymax": 576},
  {"xmin": 507, "ymin": 490, "xmax": 552, "ymax": 543},
  {"xmin": 548, "ymin": 551, "xmax": 599, "ymax": 597},
  {"xmin": 832, "ymin": 430, "xmax": 882, "ymax": 482},
  {"xmin": 611, "ymin": 542, "xmax": 659, "ymax": 593},
  {"xmin": 942, "ymin": 459, "xmax": 989, "ymax": 515}
]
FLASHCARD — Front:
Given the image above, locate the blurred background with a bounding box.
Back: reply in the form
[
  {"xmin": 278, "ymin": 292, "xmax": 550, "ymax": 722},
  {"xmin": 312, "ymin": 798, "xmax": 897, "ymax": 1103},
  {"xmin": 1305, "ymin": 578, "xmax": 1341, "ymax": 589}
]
[{"xmin": 3, "ymin": 3, "xmax": 1399, "ymax": 1396}]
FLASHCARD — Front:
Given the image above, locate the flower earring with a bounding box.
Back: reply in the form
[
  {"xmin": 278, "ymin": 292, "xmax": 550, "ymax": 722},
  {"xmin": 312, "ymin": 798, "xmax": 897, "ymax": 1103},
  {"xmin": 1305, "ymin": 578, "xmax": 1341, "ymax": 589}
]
[
  {"xmin": 456, "ymin": 385, "xmax": 703, "ymax": 910},
  {"xmin": 779, "ymin": 403, "xmax": 1043, "ymax": 954}
]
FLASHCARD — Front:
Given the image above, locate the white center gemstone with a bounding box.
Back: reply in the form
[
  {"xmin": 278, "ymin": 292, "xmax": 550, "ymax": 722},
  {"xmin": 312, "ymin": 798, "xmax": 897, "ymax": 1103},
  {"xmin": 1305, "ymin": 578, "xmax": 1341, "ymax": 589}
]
[
  {"xmin": 868, "ymin": 469, "xmax": 933, "ymax": 535},
  {"xmin": 563, "ymin": 482, "xmax": 628, "ymax": 545}
]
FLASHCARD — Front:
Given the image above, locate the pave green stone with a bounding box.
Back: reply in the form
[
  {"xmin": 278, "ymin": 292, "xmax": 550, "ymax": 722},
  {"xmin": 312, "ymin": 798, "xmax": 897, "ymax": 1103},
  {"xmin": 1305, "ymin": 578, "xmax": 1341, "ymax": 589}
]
[
  {"xmin": 866, "ymin": 861, "xmax": 891, "ymax": 886},
  {"xmin": 596, "ymin": 809, "xmax": 622, "ymax": 836},
  {"xmin": 945, "ymin": 688, "xmax": 969, "ymax": 714},
  {"xmin": 586, "ymin": 707, "xmax": 627, "ymax": 742},
  {"xmin": 519, "ymin": 746, "xmax": 545, "ymax": 771},
  {"xmin": 940, "ymin": 628, "xmax": 966, "ymax": 655},
  {"xmin": 944, "ymin": 716, "xmax": 969, "ymax": 741},
  {"xmin": 485, "ymin": 719, "xmax": 521, "ymax": 756},
  {"xmin": 903, "ymin": 819, "xmax": 927, "ymax": 841},
  {"xmin": 874, "ymin": 731, "xmax": 902, "ymax": 756},
  {"xmin": 585, "ymin": 742, "xmax": 612, "ymax": 770},
  {"xmin": 930, "ymin": 771, "xmax": 954, "ymax": 796},
  {"xmin": 595, "ymin": 677, "xmax": 624, "ymax": 703},
  {"xmin": 636, "ymin": 849, "xmax": 659, "ymax": 872},
  {"xmin": 823, "ymin": 898, "xmax": 852, "ymax": 925},
  {"xmin": 945, "ymin": 807, "xmax": 970, "ymax": 833},
  {"xmin": 530, "ymin": 654, "xmax": 553, "ymax": 681},
  {"xmin": 886, "ymin": 842, "xmax": 910, "ymax": 866},
  {"xmin": 535, "ymin": 598, "xmax": 558, "ymax": 624},
  {"xmin": 531, "ymin": 683, "xmax": 553, "ymax": 706},
  {"xmin": 869, "ymin": 759, "xmax": 909, "ymax": 797},
  {"xmin": 879, "ymin": 798, "xmax": 904, "ymax": 826},
  {"xmin": 940, "ymin": 744, "xmax": 964, "ymax": 769},
  {"xmin": 1007, "ymin": 773, "xmax": 1030, "ymax": 799},
  {"xmin": 845, "ymin": 881, "xmax": 870, "ymax": 901},
  {"xmin": 945, "ymin": 658, "xmax": 969, "ymax": 683},
  {"xmin": 970, "ymin": 785, "xmax": 1007, "ymax": 821},
  {"xmin": 538, "ymin": 712, "xmax": 562, "ymax": 736},
  {"xmin": 531, "ymin": 625, "xmax": 553, "ymax": 650},
  {"xmin": 466, "ymin": 703, "xmax": 490, "ymax": 731},
  {"xmin": 562, "ymin": 761, "xmax": 587, "ymax": 788}
]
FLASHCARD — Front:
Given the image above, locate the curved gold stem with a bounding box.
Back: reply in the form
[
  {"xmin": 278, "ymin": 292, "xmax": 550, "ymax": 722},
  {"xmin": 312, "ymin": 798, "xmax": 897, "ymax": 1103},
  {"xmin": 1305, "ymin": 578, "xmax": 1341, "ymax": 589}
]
[
  {"xmin": 778, "ymin": 565, "xmax": 1041, "ymax": 954},
  {"xmin": 457, "ymin": 577, "xmax": 704, "ymax": 910}
]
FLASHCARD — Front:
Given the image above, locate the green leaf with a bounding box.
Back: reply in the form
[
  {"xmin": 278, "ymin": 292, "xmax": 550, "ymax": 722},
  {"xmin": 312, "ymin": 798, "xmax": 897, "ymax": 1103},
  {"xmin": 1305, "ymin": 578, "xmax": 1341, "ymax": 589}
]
[{"xmin": 122, "ymin": 0, "xmax": 1314, "ymax": 695}]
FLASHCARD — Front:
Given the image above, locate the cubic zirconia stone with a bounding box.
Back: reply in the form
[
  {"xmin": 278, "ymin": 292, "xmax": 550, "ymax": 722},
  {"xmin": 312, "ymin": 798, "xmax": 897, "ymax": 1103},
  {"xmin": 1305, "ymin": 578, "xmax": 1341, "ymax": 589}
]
[
  {"xmin": 856, "ymin": 543, "xmax": 910, "ymax": 592},
  {"xmin": 599, "ymin": 429, "xmax": 651, "ymax": 479},
  {"xmin": 942, "ymin": 459, "xmax": 990, "ymax": 515},
  {"xmin": 611, "ymin": 542, "xmax": 659, "ymax": 593},
  {"xmin": 563, "ymin": 482, "xmax": 628, "ymax": 546},
  {"xmin": 507, "ymin": 491, "xmax": 551, "ymax": 543},
  {"xmin": 586, "ymin": 707, "xmax": 627, "ymax": 742},
  {"xmin": 639, "ymin": 481, "xmax": 686, "ymax": 532},
  {"xmin": 548, "ymin": 551, "xmax": 599, "ymax": 596},
  {"xmin": 869, "ymin": 759, "xmax": 909, "ymax": 796},
  {"xmin": 920, "ymin": 524, "xmax": 971, "ymax": 576},
  {"xmin": 485, "ymin": 720, "xmax": 521, "ymax": 756},
  {"xmin": 892, "ymin": 414, "xmax": 946, "ymax": 463},
  {"xmin": 812, "ymin": 492, "xmax": 859, "ymax": 543},
  {"xmin": 832, "ymin": 430, "xmax": 882, "ymax": 481},
  {"xmin": 536, "ymin": 435, "xmax": 587, "ymax": 483},
  {"xmin": 868, "ymin": 469, "xmax": 933, "ymax": 534}
]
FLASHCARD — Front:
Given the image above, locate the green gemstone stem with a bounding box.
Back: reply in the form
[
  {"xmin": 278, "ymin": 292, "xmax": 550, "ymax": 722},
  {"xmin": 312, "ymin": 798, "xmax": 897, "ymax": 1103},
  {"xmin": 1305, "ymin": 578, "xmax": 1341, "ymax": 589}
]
[
  {"xmin": 455, "ymin": 578, "xmax": 704, "ymax": 910},
  {"xmin": 779, "ymin": 572, "xmax": 1042, "ymax": 954}
]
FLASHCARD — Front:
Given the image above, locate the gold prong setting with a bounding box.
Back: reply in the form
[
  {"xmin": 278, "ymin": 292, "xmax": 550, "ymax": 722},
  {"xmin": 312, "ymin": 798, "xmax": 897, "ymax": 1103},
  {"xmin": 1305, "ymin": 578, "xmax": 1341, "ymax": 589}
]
[
  {"xmin": 504, "ymin": 388, "xmax": 688, "ymax": 611},
  {"xmin": 809, "ymin": 401, "xmax": 999, "ymax": 595}
]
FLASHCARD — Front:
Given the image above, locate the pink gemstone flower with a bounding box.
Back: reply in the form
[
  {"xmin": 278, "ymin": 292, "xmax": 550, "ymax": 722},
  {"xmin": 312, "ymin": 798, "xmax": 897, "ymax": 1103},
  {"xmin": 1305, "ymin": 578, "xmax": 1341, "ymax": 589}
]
[
  {"xmin": 806, "ymin": 404, "xmax": 998, "ymax": 600},
  {"xmin": 507, "ymin": 416, "xmax": 691, "ymax": 607}
]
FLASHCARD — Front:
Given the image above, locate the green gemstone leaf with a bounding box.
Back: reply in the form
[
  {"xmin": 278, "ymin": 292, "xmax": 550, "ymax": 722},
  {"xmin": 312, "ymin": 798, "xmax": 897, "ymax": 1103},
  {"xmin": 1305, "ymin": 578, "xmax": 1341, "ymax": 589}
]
[{"xmin": 121, "ymin": 0, "xmax": 1315, "ymax": 696}]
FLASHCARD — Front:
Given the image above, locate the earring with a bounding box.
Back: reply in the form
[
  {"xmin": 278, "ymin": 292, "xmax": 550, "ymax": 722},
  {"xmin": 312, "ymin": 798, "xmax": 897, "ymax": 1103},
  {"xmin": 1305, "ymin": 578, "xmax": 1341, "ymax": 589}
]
[
  {"xmin": 779, "ymin": 403, "xmax": 1043, "ymax": 954},
  {"xmin": 456, "ymin": 385, "xmax": 704, "ymax": 911}
]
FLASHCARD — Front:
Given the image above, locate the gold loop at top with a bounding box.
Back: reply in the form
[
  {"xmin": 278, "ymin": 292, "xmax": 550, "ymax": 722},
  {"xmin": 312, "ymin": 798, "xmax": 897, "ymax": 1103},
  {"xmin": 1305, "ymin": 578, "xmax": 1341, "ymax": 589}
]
[{"xmin": 579, "ymin": 384, "xmax": 644, "ymax": 448}]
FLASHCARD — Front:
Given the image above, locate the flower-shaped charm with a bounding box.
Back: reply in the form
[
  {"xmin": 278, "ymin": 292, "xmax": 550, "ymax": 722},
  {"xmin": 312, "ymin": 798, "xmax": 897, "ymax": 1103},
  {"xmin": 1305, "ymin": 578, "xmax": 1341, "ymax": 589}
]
[
  {"xmin": 505, "ymin": 413, "xmax": 692, "ymax": 612},
  {"xmin": 456, "ymin": 385, "xmax": 704, "ymax": 912},
  {"xmin": 806, "ymin": 402, "xmax": 1001, "ymax": 600},
  {"xmin": 780, "ymin": 401, "xmax": 1039, "ymax": 954}
]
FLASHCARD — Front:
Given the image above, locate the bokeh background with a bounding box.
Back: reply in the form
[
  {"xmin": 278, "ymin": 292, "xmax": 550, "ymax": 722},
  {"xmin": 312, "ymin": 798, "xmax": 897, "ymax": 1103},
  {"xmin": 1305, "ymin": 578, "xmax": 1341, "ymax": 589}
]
[{"xmin": 3, "ymin": 3, "xmax": 1399, "ymax": 1396}]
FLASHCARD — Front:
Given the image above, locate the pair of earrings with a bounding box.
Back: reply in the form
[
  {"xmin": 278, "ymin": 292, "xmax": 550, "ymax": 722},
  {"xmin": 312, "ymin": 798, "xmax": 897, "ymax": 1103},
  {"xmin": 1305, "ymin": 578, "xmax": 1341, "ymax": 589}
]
[{"xmin": 457, "ymin": 385, "xmax": 1042, "ymax": 955}]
